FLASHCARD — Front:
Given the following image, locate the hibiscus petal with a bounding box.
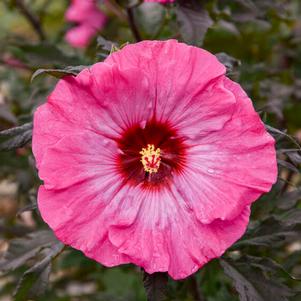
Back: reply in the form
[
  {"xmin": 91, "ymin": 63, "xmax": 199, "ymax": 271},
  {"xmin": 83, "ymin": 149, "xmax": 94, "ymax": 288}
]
[
  {"xmin": 173, "ymin": 77, "xmax": 277, "ymax": 223},
  {"xmin": 108, "ymin": 186, "xmax": 250, "ymax": 280},
  {"xmin": 105, "ymin": 40, "xmax": 227, "ymax": 127},
  {"xmin": 38, "ymin": 131, "xmax": 119, "ymax": 190},
  {"xmin": 38, "ymin": 185, "xmax": 131, "ymax": 267},
  {"xmin": 33, "ymin": 64, "xmax": 153, "ymax": 167}
]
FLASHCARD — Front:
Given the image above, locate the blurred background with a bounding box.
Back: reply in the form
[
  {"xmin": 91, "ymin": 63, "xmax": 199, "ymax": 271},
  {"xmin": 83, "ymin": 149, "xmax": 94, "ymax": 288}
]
[{"xmin": 0, "ymin": 0, "xmax": 301, "ymax": 300}]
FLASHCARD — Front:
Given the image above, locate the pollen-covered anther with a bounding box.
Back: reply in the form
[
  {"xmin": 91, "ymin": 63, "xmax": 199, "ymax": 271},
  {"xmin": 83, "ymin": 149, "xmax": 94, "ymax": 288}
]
[{"xmin": 140, "ymin": 144, "xmax": 161, "ymax": 174}]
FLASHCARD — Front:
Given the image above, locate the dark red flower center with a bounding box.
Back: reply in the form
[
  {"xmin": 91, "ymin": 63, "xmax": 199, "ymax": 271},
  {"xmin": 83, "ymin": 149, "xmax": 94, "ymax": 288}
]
[{"xmin": 116, "ymin": 119, "xmax": 187, "ymax": 189}]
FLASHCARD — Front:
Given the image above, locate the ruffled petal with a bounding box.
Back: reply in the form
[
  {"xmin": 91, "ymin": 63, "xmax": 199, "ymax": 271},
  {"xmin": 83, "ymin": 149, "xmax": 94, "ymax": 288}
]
[
  {"xmin": 108, "ymin": 186, "xmax": 250, "ymax": 279},
  {"xmin": 38, "ymin": 185, "xmax": 131, "ymax": 267},
  {"xmin": 38, "ymin": 175, "xmax": 160, "ymax": 268},
  {"xmin": 105, "ymin": 40, "xmax": 227, "ymax": 128},
  {"xmin": 173, "ymin": 76, "xmax": 236, "ymax": 137},
  {"xmin": 33, "ymin": 64, "xmax": 153, "ymax": 167},
  {"xmin": 173, "ymin": 77, "xmax": 277, "ymax": 223},
  {"xmin": 38, "ymin": 131, "xmax": 119, "ymax": 190}
]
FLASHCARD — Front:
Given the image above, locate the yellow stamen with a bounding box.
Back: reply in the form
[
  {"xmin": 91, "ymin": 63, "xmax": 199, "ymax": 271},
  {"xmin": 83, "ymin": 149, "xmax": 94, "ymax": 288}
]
[{"xmin": 140, "ymin": 144, "xmax": 161, "ymax": 174}]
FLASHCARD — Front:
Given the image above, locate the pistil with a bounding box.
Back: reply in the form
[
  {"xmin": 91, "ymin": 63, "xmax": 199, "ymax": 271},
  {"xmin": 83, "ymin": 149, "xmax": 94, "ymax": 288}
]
[{"xmin": 140, "ymin": 144, "xmax": 161, "ymax": 174}]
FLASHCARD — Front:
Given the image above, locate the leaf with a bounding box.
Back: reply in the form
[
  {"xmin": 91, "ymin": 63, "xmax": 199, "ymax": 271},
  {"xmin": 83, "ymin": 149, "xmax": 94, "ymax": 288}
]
[
  {"xmin": 233, "ymin": 0, "xmax": 288, "ymax": 20},
  {"xmin": 0, "ymin": 122, "xmax": 32, "ymax": 151},
  {"xmin": 230, "ymin": 0, "xmax": 261, "ymax": 22},
  {"xmin": 0, "ymin": 230, "xmax": 59, "ymax": 272},
  {"xmin": 276, "ymin": 209, "xmax": 301, "ymax": 227},
  {"xmin": 215, "ymin": 52, "xmax": 241, "ymax": 75},
  {"xmin": 0, "ymin": 104, "xmax": 18, "ymax": 125},
  {"xmin": 143, "ymin": 272, "xmax": 168, "ymax": 301},
  {"xmin": 234, "ymin": 217, "xmax": 297, "ymax": 247},
  {"xmin": 14, "ymin": 240, "xmax": 64, "ymax": 300},
  {"xmin": 14, "ymin": 261, "xmax": 51, "ymax": 301},
  {"xmin": 276, "ymin": 188, "xmax": 301, "ymax": 210},
  {"xmin": 31, "ymin": 66, "xmax": 86, "ymax": 81},
  {"xmin": 217, "ymin": 20, "xmax": 241, "ymax": 36},
  {"xmin": 0, "ymin": 122, "xmax": 32, "ymax": 137},
  {"xmin": 10, "ymin": 43, "xmax": 79, "ymax": 68},
  {"xmin": 242, "ymin": 256, "xmax": 285, "ymax": 274},
  {"xmin": 97, "ymin": 36, "xmax": 118, "ymax": 52},
  {"xmin": 220, "ymin": 258, "xmax": 295, "ymax": 301},
  {"xmin": 17, "ymin": 202, "xmax": 37, "ymax": 216},
  {"xmin": 231, "ymin": 255, "xmax": 300, "ymax": 281},
  {"xmin": 134, "ymin": 3, "xmax": 165, "ymax": 37},
  {"xmin": 97, "ymin": 36, "xmax": 120, "ymax": 58},
  {"xmin": 265, "ymin": 125, "xmax": 301, "ymax": 150},
  {"xmin": 0, "ymin": 230, "xmax": 64, "ymax": 299},
  {"xmin": 176, "ymin": 0, "xmax": 213, "ymax": 45},
  {"xmin": 0, "ymin": 221, "xmax": 33, "ymax": 238},
  {"xmin": 278, "ymin": 159, "xmax": 300, "ymax": 173},
  {"xmin": 287, "ymin": 152, "xmax": 301, "ymax": 165},
  {"xmin": 277, "ymin": 149, "xmax": 301, "ymax": 166}
]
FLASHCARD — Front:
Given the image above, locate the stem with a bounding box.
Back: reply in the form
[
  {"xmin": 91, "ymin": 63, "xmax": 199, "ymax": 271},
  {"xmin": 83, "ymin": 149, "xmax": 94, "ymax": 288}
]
[
  {"xmin": 14, "ymin": 0, "xmax": 46, "ymax": 41},
  {"xmin": 189, "ymin": 275, "xmax": 206, "ymax": 301},
  {"xmin": 105, "ymin": 0, "xmax": 127, "ymax": 22},
  {"xmin": 281, "ymin": 168, "xmax": 294, "ymax": 194},
  {"xmin": 143, "ymin": 271, "xmax": 168, "ymax": 301},
  {"xmin": 39, "ymin": 0, "xmax": 52, "ymax": 23},
  {"xmin": 126, "ymin": 7, "xmax": 142, "ymax": 42}
]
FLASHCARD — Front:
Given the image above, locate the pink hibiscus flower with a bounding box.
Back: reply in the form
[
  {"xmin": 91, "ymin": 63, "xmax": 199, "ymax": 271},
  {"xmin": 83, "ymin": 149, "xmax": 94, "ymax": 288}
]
[
  {"xmin": 32, "ymin": 40, "xmax": 277, "ymax": 280},
  {"xmin": 65, "ymin": 0, "xmax": 106, "ymax": 48}
]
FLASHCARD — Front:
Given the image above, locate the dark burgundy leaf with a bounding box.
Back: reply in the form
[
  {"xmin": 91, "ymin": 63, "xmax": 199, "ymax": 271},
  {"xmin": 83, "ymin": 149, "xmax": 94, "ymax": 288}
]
[
  {"xmin": 97, "ymin": 36, "xmax": 119, "ymax": 52},
  {"xmin": 0, "ymin": 104, "xmax": 18, "ymax": 126},
  {"xmin": 11, "ymin": 43, "xmax": 78, "ymax": 68},
  {"xmin": 0, "ymin": 122, "xmax": 32, "ymax": 136},
  {"xmin": 14, "ymin": 240, "xmax": 64, "ymax": 300},
  {"xmin": 0, "ymin": 230, "xmax": 60, "ymax": 272},
  {"xmin": 234, "ymin": 217, "xmax": 297, "ymax": 248},
  {"xmin": 287, "ymin": 152, "xmax": 301, "ymax": 165},
  {"xmin": 176, "ymin": 0, "xmax": 213, "ymax": 45},
  {"xmin": 215, "ymin": 52, "xmax": 240, "ymax": 74},
  {"xmin": 221, "ymin": 258, "xmax": 295, "ymax": 301},
  {"xmin": 0, "ymin": 122, "xmax": 32, "ymax": 151},
  {"xmin": 277, "ymin": 188, "xmax": 301, "ymax": 210},
  {"xmin": 17, "ymin": 202, "xmax": 37, "ymax": 216},
  {"xmin": 31, "ymin": 66, "xmax": 86, "ymax": 81},
  {"xmin": 278, "ymin": 159, "xmax": 300, "ymax": 173},
  {"xmin": 276, "ymin": 209, "xmax": 301, "ymax": 227},
  {"xmin": 265, "ymin": 125, "xmax": 301, "ymax": 149},
  {"xmin": 14, "ymin": 260, "xmax": 51, "ymax": 301}
]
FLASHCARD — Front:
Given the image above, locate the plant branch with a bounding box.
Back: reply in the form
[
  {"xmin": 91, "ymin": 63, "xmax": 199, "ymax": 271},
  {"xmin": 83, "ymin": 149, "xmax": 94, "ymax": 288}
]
[
  {"xmin": 105, "ymin": 0, "xmax": 127, "ymax": 22},
  {"xmin": 189, "ymin": 275, "xmax": 207, "ymax": 301},
  {"xmin": 14, "ymin": 0, "xmax": 46, "ymax": 41},
  {"xmin": 280, "ymin": 168, "xmax": 295, "ymax": 194},
  {"xmin": 126, "ymin": 7, "xmax": 142, "ymax": 42}
]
